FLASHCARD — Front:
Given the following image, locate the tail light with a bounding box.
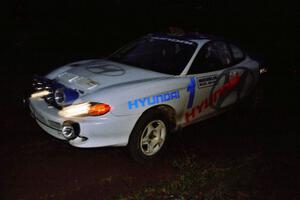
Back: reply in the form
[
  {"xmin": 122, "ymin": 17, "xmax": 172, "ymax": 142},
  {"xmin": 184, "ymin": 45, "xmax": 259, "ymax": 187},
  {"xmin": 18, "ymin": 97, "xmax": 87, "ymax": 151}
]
[{"xmin": 259, "ymin": 65, "xmax": 268, "ymax": 75}]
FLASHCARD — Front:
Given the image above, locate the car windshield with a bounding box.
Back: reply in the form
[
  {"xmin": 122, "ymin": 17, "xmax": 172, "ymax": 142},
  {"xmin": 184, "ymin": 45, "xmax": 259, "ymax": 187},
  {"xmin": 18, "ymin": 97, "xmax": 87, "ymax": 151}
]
[{"xmin": 108, "ymin": 36, "xmax": 197, "ymax": 75}]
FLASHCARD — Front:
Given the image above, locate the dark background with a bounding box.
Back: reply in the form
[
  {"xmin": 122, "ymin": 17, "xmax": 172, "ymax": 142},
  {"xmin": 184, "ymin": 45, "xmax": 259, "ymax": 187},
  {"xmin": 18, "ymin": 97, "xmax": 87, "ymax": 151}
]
[
  {"xmin": 2, "ymin": 0, "xmax": 300, "ymax": 199},
  {"xmin": 6, "ymin": 0, "xmax": 300, "ymax": 76}
]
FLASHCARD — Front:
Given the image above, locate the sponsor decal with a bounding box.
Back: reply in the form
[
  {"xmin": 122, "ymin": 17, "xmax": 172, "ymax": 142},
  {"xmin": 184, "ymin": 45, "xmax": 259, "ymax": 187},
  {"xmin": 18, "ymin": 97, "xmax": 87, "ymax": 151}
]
[
  {"xmin": 184, "ymin": 67, "xmax": 255, "ymax": 123},
  {"xmin": 128, "ymin": 90, "xmax": 180, "ymax": 110},
  {"xmin": 197, "ymin": 75, "xmax": 217, "ymax": 88},
  {"xmin": 210, "ymin": 67, "xmax": 254, "ymax": 111},
  {"xmin": 186, "ymin": 75, "xmax": 217, "ymax": 109},
  {"xmin": 185, "ymin": 74, "xmax": 241, "ymax": 123}
]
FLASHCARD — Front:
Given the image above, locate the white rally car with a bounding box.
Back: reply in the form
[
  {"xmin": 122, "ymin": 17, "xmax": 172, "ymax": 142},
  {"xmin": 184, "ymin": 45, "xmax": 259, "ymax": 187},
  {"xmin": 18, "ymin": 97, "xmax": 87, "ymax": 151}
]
[{"xmin": 27, "ymin": 33, "xmax": 266, "ymax": 162}]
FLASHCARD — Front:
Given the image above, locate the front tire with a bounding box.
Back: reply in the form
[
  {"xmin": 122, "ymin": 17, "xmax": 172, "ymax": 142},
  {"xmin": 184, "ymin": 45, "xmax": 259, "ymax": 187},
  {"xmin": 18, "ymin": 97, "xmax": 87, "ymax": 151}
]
[{"xmin": 128, "ymin": 110, "xmax": 170, "ymax": 163}]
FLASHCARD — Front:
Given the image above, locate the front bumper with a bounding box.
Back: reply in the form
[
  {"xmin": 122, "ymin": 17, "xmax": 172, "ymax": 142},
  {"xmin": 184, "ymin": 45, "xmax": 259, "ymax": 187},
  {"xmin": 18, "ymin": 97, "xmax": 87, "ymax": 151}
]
[{"xmin": 28, "ymin": 98, "xmax": 139, "ymax": 148}]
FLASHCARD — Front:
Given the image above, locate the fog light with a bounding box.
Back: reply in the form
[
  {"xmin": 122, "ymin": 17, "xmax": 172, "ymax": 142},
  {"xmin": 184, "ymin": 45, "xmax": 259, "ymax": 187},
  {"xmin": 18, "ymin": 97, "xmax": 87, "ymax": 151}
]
[
  {"xmin": 61, "ymin": 121, "xmax": 80, "ymax": 140},
  {"xmin": 62, "ymin": 125, "xmax": 74, "ymax": 139}
]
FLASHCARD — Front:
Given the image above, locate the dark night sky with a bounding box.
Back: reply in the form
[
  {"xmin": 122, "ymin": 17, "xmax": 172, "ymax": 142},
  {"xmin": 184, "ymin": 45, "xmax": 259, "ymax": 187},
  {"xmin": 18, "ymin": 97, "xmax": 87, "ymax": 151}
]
[{"xmin": 7, "ymin": 0, "xmax": 299, "ymax": 70}]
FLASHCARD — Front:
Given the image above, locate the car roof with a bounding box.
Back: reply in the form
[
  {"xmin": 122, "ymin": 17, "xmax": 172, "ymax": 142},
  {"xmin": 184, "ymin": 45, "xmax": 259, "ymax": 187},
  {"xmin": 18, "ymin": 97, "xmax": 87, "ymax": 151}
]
[{"xmin": 149, "ymin": 33, "xmax": 222, "ymax": 43}]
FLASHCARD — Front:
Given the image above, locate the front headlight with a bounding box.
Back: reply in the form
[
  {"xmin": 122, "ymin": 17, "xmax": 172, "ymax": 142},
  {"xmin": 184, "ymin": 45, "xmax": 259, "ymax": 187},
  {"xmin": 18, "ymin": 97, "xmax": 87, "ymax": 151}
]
[{"xmin": 58, "ymin": 102, "xmax": 111, "ymax": 117}]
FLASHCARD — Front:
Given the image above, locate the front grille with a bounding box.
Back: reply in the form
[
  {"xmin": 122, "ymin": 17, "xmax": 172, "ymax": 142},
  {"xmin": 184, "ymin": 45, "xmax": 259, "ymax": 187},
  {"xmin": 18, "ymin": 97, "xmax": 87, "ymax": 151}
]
[
  {"xmin": 35, "ymin": 110, "xmax": 48, "ymax": 125},
  {"xmin": 34, "ymin": 110, "xmax": 62, "ymax": 131},
  {"xmin": 30, "ymin": 101, "xmax": 62, "ymax": 131},
  {"xmin": 48, "ymin": 120, "xmax": 61, "ymax": 130}
]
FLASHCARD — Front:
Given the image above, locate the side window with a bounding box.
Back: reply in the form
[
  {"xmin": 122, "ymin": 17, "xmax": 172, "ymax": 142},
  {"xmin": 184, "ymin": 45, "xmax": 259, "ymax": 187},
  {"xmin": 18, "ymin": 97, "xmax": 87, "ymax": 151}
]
[
  {"xmin": 189, "ymin": 41, "xmax": 232, "ymax": 74},
  {"xmin": 229, "ymin": 43, "xmax": 245, "ymax": 63}
]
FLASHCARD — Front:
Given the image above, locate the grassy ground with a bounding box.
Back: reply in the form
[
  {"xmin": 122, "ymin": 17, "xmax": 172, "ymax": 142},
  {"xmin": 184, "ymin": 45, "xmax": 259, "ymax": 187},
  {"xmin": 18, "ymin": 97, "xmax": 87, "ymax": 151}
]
[
  {"xmin": 117, "ymin": 152, "xmax": 299, "ymax": 200},
  {"xmin": 116, "ymin": 74, "xmax": 300, "ymax": 200}
]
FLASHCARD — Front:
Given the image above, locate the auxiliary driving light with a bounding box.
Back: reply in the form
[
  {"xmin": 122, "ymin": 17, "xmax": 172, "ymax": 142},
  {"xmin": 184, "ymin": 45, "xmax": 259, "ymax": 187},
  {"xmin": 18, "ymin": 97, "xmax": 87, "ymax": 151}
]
[{"xmin": 31, "ymin": 90, "xmax": 51, "ymax": 98}]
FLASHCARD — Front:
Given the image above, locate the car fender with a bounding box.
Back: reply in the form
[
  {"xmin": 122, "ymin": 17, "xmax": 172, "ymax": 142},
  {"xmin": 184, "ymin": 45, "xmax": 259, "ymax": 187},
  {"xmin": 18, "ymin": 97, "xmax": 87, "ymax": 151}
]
[{"xmin": 78, "ymin": 77, "xmax": 191, "ymax": 118}]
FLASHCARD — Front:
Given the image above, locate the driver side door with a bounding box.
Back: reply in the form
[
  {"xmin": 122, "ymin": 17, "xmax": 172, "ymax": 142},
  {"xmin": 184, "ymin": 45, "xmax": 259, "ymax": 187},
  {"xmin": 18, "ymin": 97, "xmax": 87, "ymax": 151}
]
[{"xmin": 184, "ymin": 40, "xmax": 234, "ymax": 123}]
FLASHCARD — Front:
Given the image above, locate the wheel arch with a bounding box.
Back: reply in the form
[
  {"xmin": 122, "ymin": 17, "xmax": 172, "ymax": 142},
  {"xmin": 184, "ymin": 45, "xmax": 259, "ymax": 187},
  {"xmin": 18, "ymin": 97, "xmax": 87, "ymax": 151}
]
[{"xmin": 132, "ymin": 104, "xmax": 177, "ymax": 135}]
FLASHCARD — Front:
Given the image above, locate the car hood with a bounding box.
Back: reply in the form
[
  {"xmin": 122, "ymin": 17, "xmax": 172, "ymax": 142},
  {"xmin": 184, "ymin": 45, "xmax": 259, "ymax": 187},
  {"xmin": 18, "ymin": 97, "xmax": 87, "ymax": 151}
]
[{"xmin": 49, "ymin": 59, "xmax": 171, "ymax": 94}]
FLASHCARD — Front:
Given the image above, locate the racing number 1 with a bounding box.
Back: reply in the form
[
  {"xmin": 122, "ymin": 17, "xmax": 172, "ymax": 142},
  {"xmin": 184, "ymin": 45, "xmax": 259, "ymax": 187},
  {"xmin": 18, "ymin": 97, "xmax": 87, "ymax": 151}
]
[{"xmin": 187, "ymin": 77, "xmax": 196, "ymax": 109}]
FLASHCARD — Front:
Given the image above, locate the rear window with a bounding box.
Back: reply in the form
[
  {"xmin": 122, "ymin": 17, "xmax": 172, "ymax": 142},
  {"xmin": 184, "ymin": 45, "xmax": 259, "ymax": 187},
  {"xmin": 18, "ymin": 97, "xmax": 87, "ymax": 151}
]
[{"xmin": 229, "ymin": 44, "xmax": 245, "ymax": 63}]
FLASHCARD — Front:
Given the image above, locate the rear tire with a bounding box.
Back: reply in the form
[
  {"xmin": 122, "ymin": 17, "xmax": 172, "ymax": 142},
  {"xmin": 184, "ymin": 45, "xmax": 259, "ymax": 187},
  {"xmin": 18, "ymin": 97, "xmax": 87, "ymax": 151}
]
[{"xmin": 128, "ymin": 109, "xmax": 170, "ymax": 163}]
